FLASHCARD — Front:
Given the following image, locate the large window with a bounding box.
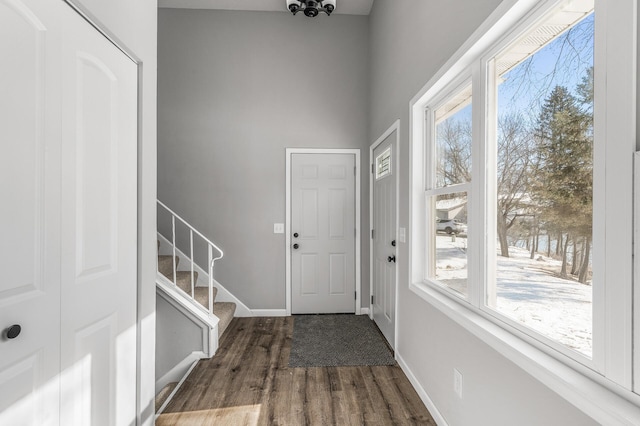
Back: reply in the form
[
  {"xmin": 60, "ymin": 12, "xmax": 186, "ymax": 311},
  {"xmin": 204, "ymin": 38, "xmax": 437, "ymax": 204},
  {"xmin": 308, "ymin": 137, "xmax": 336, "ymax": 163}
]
[
  {"xmin": 488, "ymin": 6, "xmax": 594, "ymax": 357},
  {"xmin": 410, "ymin": 0, "xmax": 637, "ymax": 417}
]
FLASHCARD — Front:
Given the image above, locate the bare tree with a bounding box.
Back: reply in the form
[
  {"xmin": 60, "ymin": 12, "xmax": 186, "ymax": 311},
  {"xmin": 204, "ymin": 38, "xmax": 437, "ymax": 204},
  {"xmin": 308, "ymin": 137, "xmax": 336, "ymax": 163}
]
[
  {"xmin": 436, "ymin": 117, "xmax": 472, "ymax": 188},
  {"xmin": 496, "ymin": 114, "xmax": 535, "ymax": 257}
]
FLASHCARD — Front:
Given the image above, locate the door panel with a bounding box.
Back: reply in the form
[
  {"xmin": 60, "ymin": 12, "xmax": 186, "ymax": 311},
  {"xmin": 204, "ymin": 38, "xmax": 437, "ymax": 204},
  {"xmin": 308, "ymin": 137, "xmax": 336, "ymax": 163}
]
[
  {"xmin": 0, "ymin": 0, "xmax": 62, "ymax": 424},
  {"xmin": 372, "ymin": 134, "xmax": 397, "ymax": 348},
  {"xmin": 59, "ymin": 4, "xmax": 138, "ymax": 426},
  {"xmin": 301, "ymin": 189, "xmax": 319, "ymax": 238},
  {"xmin": 328, "ymin": 189, "xmax": 347, "ymax": 238},
  {"xmin": 291, "ymin": 153, "xmax": 356, "ymax": 314},
  {"xmin": 300, "ymin": 254, "xmax": 319, "ymax": 295},
  {"xmin": 75, "ymin": 54, "xmax": 118, "ymax": 279},
  {"xmin": 329, "ymin": 254, "xmax": 347, "ymax": 294}
]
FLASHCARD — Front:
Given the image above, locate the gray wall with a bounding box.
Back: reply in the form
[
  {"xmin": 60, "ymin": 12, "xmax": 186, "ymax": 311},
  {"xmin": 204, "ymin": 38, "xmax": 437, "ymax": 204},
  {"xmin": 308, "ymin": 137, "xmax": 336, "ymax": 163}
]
[
  {"xmin": 158, "ymin": 9, "xmax": 370, "ymax": 310},
  {"xmin": 156, "ymin": 295, "xmax": 204, "ymax": 385},
  {"xmin": 369, "ymin": 1, "xmax": 597, "ymax": 425}
]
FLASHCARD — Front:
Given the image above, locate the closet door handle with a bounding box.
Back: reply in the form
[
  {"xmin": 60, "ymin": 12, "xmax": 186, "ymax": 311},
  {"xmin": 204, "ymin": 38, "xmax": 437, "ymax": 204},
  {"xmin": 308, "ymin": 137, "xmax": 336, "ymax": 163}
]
[{"xmin": 5, "ymin": 324, "xmax": 21, "ymax": 339}]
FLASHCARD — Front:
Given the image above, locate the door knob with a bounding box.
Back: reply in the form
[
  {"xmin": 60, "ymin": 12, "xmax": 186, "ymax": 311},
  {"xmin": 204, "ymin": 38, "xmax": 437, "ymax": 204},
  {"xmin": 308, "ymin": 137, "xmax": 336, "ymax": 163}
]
[
  {"xmin": 5, "ymin": 324, "xmax": 21, "ymax": 339},
  {"xmin": 388, "ymin": 255, "xmax": 396, "ymax": 263},
  {"xmin": 391, "ymin": 240, "xmax": 396, "ymax": 247},
  {"xmin": 293, "ymin": 232, "xmax": 299, "ymax": 238},
  {"xmin": 293, "ymin": 243, "xmax": 299, "ymax": 249}
]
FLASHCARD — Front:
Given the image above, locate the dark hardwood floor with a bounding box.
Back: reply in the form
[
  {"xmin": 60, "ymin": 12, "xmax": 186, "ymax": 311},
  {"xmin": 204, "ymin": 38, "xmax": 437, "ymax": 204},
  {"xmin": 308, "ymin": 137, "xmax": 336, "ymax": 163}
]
[{"xmin": 157, "ymin": 317, "xmax": 436, "ymax": 425}]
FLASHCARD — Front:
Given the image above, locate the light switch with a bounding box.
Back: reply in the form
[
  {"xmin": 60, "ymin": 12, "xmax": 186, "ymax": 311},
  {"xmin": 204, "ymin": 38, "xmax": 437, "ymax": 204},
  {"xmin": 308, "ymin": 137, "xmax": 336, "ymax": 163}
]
[
  {"xmin": 399, "ymin": 227, "xmax": 406, "ymax": 243},
  {"xmin": 274, "ymin": 223, "xmax": 284, "ymax": 234}
]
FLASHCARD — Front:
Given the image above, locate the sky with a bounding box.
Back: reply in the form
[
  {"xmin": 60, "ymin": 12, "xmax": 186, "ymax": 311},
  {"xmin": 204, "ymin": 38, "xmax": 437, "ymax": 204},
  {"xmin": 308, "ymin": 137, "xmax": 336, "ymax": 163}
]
[{"xmin": 498, "ymin": 13, "xmax": 594, "ymax": 123}]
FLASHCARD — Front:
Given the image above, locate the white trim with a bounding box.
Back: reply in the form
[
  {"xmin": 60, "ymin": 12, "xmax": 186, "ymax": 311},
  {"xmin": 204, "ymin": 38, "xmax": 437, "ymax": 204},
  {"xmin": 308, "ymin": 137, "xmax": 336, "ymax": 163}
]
[
  {"xmin": 155, "ymin": 353, "xmax": 204, "ymax": 396},
  {"xmin": 360, "ymin": 307, "xmax": 370, "ymax": 316},
  {"xmin": 634, "ymin": 151, "xmax": 640, "ymax": 392},
  {"xmin": 592, "ymin": 0, "xmax": 636, "ymax": 387},
  {"xmin": 285, "ymin": 148, "xmax": 361, "ymax": 316},
  {"xmin": 369, "ymin": 120, "xmax": 401, "ymax": 351},
  {"xmin": 251, "ymin": 309, "xmax": 288, "ymax": 317},
  {"xmin": 156, "ymin": 282, "xmax": 219, "ymax": 356},
  {"xmin": 396, "ymin": 353, "xmax": 448, "ymax": 426},
  {"xmin": 155, "ymin": 360, "xmax": 199, "ymax": 418},
  {"xmin": 63, "ymin": 0, "xmax": 140, "ymax": 64}
]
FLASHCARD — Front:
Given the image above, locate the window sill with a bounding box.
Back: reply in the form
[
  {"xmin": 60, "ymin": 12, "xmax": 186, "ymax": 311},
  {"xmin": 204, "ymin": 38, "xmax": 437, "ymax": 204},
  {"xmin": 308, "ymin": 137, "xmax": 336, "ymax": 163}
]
[{"xmin": 409, "ymin": 281, "xmax": 640, "ymax": 425}]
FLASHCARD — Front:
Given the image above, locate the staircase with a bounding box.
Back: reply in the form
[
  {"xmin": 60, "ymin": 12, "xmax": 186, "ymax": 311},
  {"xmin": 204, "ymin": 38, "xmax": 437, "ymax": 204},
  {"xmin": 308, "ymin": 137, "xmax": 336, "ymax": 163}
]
[
  {"xmin": 157, "ymin": 251, "xmax": 236, "ymax": 336},
  {"xmin": 154, "ymin": 200, "xmax": 236, "ymax": 414}
]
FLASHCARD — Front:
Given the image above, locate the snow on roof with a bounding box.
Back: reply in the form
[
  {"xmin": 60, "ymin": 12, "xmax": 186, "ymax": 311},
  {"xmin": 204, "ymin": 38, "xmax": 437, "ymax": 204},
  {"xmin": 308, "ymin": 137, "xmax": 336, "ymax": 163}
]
[{"xmin": 436, "ymin": 197, "xmax": 467, "ymax": 211}]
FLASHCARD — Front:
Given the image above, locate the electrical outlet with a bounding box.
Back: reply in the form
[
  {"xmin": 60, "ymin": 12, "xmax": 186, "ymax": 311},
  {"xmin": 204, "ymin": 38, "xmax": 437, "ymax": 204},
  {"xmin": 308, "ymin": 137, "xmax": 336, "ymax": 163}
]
[
  {"xmin": 273, "ymin": 223, "xmax": 284, "ymax": 234},
  {"xmin": 453, "ymin": 369, "xmax": 463, "ymax": 399}
]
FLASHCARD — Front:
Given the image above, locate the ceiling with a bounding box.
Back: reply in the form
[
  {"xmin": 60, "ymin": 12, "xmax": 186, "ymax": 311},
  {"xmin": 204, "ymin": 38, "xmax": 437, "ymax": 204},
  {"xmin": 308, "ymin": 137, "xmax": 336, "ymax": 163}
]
[{"xmin": 158, "ymin": 0, "xmax": 374, "ymax": 15}]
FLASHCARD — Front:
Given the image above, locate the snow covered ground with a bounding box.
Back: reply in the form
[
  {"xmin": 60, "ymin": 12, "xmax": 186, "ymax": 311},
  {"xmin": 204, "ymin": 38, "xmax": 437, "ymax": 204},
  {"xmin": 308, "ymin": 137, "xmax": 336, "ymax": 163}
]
[{"xmin": 434, "ymin": 235, "xmax": 592, "ymax": 356}]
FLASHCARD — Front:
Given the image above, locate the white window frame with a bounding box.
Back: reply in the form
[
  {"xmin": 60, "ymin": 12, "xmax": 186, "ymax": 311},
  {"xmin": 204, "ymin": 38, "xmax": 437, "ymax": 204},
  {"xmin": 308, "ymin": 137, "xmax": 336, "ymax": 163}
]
[
  {"xmin": 409, "ymin": 0, "xmax": 639, "ymax": 423},
  {"xmin": 424, "ymin": 77, "xmax": 473, "ymax": 299}
]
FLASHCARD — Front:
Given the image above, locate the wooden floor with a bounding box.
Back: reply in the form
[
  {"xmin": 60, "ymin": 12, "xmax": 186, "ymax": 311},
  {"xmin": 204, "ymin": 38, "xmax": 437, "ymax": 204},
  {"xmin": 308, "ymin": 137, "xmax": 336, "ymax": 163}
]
[{"xmin": 157, "ymin": 317, "xmax": 436, "ymax": 425}]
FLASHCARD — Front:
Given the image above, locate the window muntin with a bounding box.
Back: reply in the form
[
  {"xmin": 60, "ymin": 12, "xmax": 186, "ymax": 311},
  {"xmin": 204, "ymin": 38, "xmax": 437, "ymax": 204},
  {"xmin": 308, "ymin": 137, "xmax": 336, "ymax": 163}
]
[
  {"xmin": 426, "ymin": 86, "xmax": 472, "ymax": 297},
  {"xmin": 375, "ymin": 147, "xmax": 392, "ymax": 180},
  {"xmin": 488, "ymin": 6, "xmax": 594, "ymax": 357}
]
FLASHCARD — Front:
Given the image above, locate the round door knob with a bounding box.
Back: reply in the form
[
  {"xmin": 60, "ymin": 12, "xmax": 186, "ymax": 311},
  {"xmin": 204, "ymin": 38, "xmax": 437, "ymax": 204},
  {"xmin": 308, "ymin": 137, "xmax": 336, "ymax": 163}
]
[
  {"xmin": 293, "ymin": 232, "xmax": 299, "ymax": 238},
  {"xmin": 387, "ymin": 255, "xmax": 396, "ymax": 263},
  {"xmin": 293, "ymin": 243, "xmax": 299, "ymax": 249},
  {"xmin": 391, "ymin": 240, "xmax": 396, "ymax": 247},
  {"xmin": 5, "ymin": 324, "xmax": 21, "ymax": 339}
]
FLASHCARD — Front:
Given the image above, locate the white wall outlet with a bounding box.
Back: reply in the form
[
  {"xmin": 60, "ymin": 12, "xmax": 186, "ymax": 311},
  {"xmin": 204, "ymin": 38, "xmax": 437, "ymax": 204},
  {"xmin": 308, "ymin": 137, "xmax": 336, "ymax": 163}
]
[
  {"xmin": 454, "ymin": 368, "xmax": 463, "ymax": 399},
  {"xmin": 399, "ymin": 227, "xmax": 406, "ymax": 243},
  {"xmin": 273, "ymin": 223, "xmax": 284, "ymax": 234}
]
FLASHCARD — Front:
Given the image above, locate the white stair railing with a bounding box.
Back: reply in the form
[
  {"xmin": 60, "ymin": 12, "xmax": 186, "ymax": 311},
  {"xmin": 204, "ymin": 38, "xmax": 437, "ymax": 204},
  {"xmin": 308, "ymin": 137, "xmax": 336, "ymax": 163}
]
[{"xmin": 157, "ymin": 200, "xmax": 223, "ymax": 315}]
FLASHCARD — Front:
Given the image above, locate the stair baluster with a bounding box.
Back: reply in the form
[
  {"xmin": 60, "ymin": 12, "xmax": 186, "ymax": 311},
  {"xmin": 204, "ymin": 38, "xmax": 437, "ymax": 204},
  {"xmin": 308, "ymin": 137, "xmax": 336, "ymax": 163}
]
[{"xmin": 157, "ymin": 200, "xmax": 224, "ymax": 316}]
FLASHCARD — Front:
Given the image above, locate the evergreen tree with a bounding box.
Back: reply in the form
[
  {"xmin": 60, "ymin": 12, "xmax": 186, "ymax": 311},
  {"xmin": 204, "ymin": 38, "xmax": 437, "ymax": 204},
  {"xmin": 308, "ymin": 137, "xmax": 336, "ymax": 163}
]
[{"xmin": 532, "ymin": 85, "xmax": 592, "ymax": 282}]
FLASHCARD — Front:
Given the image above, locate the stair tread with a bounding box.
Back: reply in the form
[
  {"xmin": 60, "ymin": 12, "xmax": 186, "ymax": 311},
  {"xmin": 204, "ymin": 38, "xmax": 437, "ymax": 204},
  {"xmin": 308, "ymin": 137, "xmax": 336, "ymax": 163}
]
[
  {"xmin": 157, "ymin": 255, "xmax": 179, "ymax": 276},
  {"xmin": 215, "ymin": 302, "xmax": 236, "ymax": 337},
  {"xmin": 163, "ymin": 270, "xmax": 199, "ymax": 294},
  {"xmin": 155, "ymin": 381, "xmax": 178, "ymax": 412}
]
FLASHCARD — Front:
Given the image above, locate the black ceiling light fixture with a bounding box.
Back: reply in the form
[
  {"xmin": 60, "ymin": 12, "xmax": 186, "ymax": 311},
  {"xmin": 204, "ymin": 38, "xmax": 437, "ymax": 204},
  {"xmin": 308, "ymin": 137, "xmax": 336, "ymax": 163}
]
[{"xmin": 287, "ymin": 0, "xmax": 336, "ymax": 17}]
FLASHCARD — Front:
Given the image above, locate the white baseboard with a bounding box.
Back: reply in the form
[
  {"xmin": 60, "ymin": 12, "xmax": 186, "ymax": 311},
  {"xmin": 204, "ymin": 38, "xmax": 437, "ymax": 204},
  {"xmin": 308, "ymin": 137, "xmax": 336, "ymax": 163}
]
[
  {"xmin": 396, "ymin": 353, "xmax": 448, "ymax": 426},
  {"xmin": 360, "ymin": 307, "xmax": 370, "ymax": 315},
  {"xmin": 251, "ymin": 309, "xmax": 288, "ymax": 317},
  {"xmin": 155, "ymin": 351, "xmax": 206, "ymax": 395},
  {"xmin": 155, "ymin": 359, "xmax": 199, "ymax": 417}
]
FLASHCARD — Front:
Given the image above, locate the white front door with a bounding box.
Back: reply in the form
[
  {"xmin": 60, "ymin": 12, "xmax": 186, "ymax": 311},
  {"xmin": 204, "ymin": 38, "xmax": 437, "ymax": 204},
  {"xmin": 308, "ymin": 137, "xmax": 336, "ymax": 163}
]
[
  {"xmin": 291, "ymin": 153, "xmax": 356, "ymax": 314},
  {"xmin": 372, "ymin": 130, "xmax": 397, "ymax": 348},
  {"xmin": 0, "ymin": 1, "xmax": 138, "ymax": 424}
]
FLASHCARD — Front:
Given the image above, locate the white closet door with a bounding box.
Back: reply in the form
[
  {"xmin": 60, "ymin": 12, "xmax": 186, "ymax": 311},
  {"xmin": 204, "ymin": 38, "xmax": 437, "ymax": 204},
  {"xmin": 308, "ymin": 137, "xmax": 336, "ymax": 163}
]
[
  {"xmin": 58, "ymin": 4, "xmax": 138, "ymax": 426},
  {"xmin": 0, "ymin": 1, "xmax": 63, "ymax": 424}
]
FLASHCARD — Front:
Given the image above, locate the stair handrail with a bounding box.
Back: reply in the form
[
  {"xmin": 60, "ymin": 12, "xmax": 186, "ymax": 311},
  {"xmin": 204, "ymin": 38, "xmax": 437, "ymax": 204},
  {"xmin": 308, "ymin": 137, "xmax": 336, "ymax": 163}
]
[{"xmin": 157, "ymin": 200, "xmax": 224, "ymax": 315}]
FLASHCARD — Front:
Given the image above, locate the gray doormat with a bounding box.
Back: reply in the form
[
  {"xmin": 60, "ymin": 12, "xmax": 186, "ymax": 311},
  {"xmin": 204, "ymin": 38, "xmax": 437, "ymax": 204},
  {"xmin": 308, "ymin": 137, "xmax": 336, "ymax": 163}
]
[{"xmin": 288, "ymin": 314, "xmax": 396, "ymax": 368}]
